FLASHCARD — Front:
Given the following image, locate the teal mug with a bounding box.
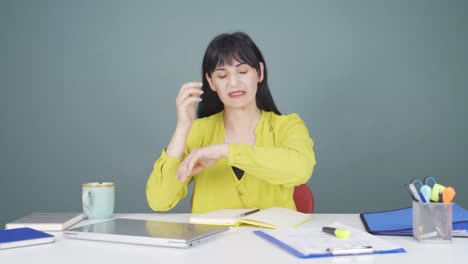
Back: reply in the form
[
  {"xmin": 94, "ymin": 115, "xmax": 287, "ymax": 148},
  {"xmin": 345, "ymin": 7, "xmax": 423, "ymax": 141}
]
[{"xmin": 82, "ymin": 182, "xmax": 115, "ymax": 219}]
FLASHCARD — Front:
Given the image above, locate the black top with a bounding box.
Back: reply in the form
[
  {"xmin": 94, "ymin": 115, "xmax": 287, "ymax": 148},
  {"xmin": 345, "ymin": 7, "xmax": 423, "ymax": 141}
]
[{"xmin": 232, "ymin": 166, "xmax": 245, "ymax": 180}]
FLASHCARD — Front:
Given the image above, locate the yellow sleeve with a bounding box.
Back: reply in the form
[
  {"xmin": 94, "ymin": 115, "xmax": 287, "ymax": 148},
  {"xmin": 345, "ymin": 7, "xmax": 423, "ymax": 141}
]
[
  {"xmin": 146, "ymin": 119, "xmax": 205, "ymax": 211},
  {"xmin": 227, "ymin": 114, "xmax": 315, "ymax": 187},
  {"xmin": 146, "ymin": 149, "xmax": 192, "ymax": 211}
]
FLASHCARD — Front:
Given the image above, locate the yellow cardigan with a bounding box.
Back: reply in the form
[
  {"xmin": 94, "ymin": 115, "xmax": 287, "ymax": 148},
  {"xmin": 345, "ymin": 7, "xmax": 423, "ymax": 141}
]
[{"xmin": 146, "ymin": 110, "xmax": 316, "ymax": 213}]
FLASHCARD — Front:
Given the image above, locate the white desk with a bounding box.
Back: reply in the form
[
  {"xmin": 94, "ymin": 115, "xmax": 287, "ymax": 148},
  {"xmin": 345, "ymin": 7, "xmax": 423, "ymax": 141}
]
[{"xmin": 1, "ymin": 213, "xmax": 467, "ymax": 264}]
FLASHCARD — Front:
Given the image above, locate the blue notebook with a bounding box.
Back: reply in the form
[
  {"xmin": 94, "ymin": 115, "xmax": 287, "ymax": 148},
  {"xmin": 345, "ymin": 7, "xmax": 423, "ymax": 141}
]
[
  {"xmin": 0, "ymin": 227, "xmax": 55, "ymax": 250},
  {"xmin": 360, "ymin": 203, "xmax": 468, "ymax": 237}
]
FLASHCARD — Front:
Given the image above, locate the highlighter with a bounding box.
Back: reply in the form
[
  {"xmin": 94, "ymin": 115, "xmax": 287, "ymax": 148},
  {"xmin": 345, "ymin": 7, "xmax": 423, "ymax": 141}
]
[
  {"xmin": 442, "ymin": 186, "xmax": 456, "ymax": 203},
  {"xmin": 322, "ymin": 227, "xmax": 350, "ymax": 239}
]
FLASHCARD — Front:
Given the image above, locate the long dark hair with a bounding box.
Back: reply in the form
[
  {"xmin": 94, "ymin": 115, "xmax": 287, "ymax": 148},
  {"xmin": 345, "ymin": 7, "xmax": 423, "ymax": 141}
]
[{"xmin": 197, "ymin": 32, "xmax": 281, "ymax": 118}]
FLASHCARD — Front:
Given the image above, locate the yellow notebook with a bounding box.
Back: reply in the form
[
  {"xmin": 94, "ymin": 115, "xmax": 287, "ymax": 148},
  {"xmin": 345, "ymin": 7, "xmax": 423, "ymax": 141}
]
[{"xmin": 189, "ymin": 207, "xmax": 311, "ymax": 229}]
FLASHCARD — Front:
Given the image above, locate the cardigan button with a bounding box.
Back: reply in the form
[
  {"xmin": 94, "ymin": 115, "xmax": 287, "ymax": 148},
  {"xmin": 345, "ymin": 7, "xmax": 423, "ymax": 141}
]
[{"xmin": 237, "ymin": 191, "xmax": 242, "ymax": 196}]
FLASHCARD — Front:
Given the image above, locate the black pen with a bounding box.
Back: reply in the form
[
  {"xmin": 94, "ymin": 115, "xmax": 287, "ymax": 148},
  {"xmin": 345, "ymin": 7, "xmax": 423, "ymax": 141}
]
[{"xmin": 238, "ymin": 208, "xmax": 260, "ymax": 218}]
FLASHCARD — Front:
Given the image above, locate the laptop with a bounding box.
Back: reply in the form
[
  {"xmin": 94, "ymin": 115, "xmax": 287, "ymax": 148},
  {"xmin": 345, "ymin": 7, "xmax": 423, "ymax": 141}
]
[{"xmin": 64, "ymin": 218, "xmax": 229, "ymax": 248}]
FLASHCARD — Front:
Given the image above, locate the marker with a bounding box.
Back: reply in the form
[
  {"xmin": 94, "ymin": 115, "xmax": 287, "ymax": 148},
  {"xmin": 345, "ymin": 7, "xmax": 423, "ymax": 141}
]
[
  {"xmin": 404, "ymin": 184, "xmax": 418, "ymax": 201},
  {"xmin": 442, "ymin": 186, "xmax": 456, "ymax": 203},
  {"xmin": 419, "ymin": 185, "xmax": 432, "ymax": 203},
  {"xmin": 409, "ymin": 183, "xmax": 422, "ymax": 202},
  {"xmin": 322, "ymin": 227, "xmax": 350, "ymax": 239}
]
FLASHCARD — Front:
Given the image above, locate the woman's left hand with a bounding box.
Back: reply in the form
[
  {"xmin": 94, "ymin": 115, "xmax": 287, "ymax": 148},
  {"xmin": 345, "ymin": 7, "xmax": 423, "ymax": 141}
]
[{"xmin": 176, "ymin": 144, "xmax": 228, "ymax": 182}]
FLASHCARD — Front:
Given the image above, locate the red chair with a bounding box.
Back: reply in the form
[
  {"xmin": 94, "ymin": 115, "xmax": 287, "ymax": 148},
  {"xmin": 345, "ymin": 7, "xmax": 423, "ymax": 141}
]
[{"xmin": 293, "ymin": 184, "xmax": 314, "ymax": 214}]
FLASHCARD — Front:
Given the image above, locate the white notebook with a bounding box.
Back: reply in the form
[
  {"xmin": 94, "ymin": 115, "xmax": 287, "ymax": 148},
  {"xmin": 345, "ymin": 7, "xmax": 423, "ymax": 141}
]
[
  {"xmin": 190, "ymin": 207, "xmax": 311, "ymax": 229},
  {"xmin": 5, "ymin": 212, "xmax": 84, "ymax": 231}
]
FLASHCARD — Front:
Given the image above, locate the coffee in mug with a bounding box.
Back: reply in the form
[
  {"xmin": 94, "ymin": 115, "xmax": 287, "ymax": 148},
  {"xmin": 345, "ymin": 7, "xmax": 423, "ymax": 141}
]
[{"xmin": 82, "ymin": 182, "xmax": 115, "ymax": 219}]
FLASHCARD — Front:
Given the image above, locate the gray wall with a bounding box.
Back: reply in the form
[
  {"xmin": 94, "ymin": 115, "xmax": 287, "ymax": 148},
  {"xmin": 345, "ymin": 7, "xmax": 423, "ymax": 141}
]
[{"xmin": 1, "ymin": 0, "xmax": 467, "ymax": 227}]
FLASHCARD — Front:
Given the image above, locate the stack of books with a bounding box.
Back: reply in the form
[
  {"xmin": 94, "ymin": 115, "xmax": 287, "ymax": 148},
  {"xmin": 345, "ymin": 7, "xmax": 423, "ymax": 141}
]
[{"xmin": 1, "ymin": 212, "xmax": 84, "ymax": 250}]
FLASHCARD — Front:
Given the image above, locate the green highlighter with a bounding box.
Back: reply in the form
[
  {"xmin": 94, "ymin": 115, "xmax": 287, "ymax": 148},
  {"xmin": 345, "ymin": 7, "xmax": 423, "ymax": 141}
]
[{"xmin": 322, "ymin": 226, "xmax": 350, "ymax": 239}]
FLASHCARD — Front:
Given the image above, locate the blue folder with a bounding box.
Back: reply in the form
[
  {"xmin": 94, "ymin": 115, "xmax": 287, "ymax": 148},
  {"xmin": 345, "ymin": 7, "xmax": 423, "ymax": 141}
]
[{"xmin": 360, "ymin": 203, "xmax": 468, "ymax": 237}]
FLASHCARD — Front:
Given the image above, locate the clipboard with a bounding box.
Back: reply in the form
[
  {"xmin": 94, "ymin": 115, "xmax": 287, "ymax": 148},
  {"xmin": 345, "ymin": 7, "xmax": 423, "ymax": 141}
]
[{"xmin": 254, "ymin": 222, "xmax": 406, "ymax": 258}]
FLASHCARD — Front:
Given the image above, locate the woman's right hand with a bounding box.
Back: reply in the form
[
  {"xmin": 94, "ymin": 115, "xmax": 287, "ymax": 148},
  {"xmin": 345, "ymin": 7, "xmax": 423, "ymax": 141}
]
[{"xmin": 175, "ymin": 82, "xmax": 203, "ymax": 129}]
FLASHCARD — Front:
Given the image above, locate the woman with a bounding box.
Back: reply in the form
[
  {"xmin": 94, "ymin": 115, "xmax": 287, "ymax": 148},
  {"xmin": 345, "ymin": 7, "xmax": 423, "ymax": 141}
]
[{"xmin": 146, "ymin": 32, "xmax": 316, "ymax": 213}]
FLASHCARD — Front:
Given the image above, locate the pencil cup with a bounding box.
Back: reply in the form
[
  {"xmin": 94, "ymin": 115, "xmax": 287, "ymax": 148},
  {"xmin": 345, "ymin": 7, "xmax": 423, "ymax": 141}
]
[
  {"xmin": 412, "ymin": 201, "xmax": 452, "ymax": 243},
  {"xmin": 82, "ymin": 182, "xmax": 115, "ymax": 219}
]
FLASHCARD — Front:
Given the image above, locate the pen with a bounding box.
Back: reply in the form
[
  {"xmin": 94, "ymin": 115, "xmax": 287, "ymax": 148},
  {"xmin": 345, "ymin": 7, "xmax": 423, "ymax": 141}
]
[
  {"xmin": 418, "ymin": 191, "xmax": 427, "ymax": 203},
  {"xmin": 238, "ymin": 208, "xmax": 260, "ymax": 218},
  {"xmin": 327, "ymin": 246, "xmax": 373, "ymax": 255},
  {"xmin": 322, "ymin": 226, "xmax": 350, "ymax": 239}
]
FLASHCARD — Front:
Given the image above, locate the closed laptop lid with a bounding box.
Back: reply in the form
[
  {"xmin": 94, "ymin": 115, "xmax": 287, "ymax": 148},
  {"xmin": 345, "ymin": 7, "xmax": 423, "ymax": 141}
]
[{"xmin": 64, "ymin": 218, "xmax": 229, "ymax": 248}]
